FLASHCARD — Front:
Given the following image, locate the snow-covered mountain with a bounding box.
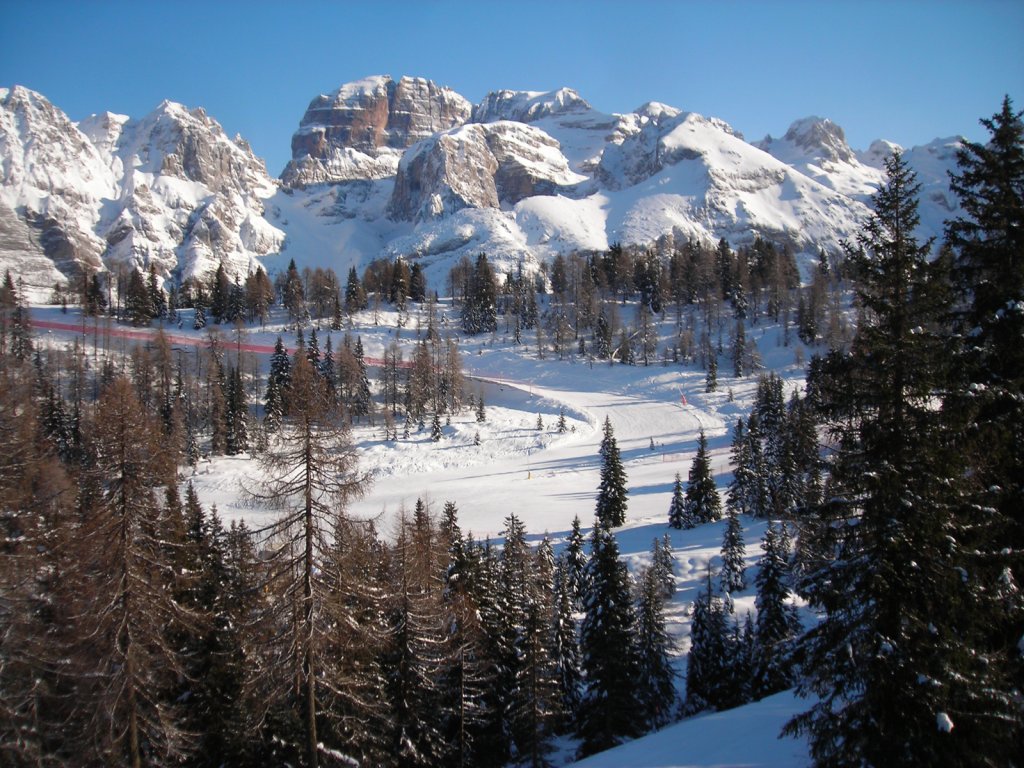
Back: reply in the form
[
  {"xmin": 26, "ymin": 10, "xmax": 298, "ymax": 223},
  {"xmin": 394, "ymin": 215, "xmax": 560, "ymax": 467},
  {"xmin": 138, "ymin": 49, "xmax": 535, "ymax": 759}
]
[
  {"xmin": 266, "ymin": 77, "xmax": 963, "ymax": 288},
  {"xmin": 0, "ymin": 76, "xmax": 965, "ymax": 296},
  {"xmin": 0, "ymin": 85, "xmax": 282, "ymax": 297}
]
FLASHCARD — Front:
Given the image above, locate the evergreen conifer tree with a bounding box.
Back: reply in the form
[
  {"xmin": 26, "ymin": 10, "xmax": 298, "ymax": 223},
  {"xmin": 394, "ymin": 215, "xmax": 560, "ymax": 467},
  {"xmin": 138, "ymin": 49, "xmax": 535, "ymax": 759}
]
[
  {"xmin": 788, "ymin": 151, "xmax": 992, "ymax": 766},
  {"xmin": 720, "ymin": 505, "xmax": 746, "ymax": 593},
  {"xmin": 945, "ymin": 96, "xmax": 1024, "ymax": 755},
  {"xmin": 551, "ymin": 566, "xmax": 583, "ymax": 728},
  {"xmin": 667, "ymin": 472, "xmax": 692, "ymax": 529},
  {"xmin": 634, "ymin": 562, "xmax": 678, "ymax": 730},
  {"xmin": 595, "ymin": 417, "xmax": 628, "ymax": 528},
  {"xmin": 577, "ymin": 522, "xmax": 641, "ymax": 757},
  {"xmin": 684, "ymin": 566, "xmax": 730, "ymax": 716},
  {"xmin": 562, "ymin": 515, "xmax": 588, "ymax": 611},
  {"xmin": 752, "ymin": 521, "xmax": 799, "ymax": 700},
  {"xmin": 683, "ymin": 430, "xmax": 721, "ymax": 524}
]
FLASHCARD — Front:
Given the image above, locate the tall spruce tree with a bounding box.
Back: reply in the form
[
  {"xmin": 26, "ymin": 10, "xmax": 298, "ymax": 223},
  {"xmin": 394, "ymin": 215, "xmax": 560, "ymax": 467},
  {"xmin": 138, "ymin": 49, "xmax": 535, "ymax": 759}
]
[
  {"xmin": 684, "ymin": 430, "xmax": 721, "ymax": 524},
  {"xmin": 719, "ymin": 505, "xmax": 746, "ymax": 593},
  {"xmin": 551, "ymin": 563, "xmax": 583, "ymax": 728},
  {"xmin": 562, "ymin": 515, "xmax": 588, "ymax": 610},
  {"xmin": 751, "ymin": 521, "xmax": 799, "ymax": 700},
  {"xmin": 634, "ymin": 560, "xmax": 679, "ymax": 729},
  {"xmin": 683, "ymin": 566, "xmax": 731, "ymax": 716},
  {"xmin": 787, "ymin": 151, "xmax": 994, "ymax": 766},
  {"xmin": 595, "ymin": 417, "xmax": 628, "ymax": 528},
  {"xmin": 667, "ymin": 471, "xmax": 693, "ymax": 529},
  {"xmin": 945, "ymin": 95, "xmax": 1024, "ymax": 758},
  {"xmin": 577, "ymin": 521, "xmax": 641, "ymax": 757}
]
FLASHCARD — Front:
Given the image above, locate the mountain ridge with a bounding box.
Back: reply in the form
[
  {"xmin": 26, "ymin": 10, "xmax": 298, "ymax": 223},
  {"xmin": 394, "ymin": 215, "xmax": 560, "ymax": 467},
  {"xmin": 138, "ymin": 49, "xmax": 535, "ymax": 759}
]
[{"xmin": 0, "ymin": 77, "xmax": 963, "ymax": 298}]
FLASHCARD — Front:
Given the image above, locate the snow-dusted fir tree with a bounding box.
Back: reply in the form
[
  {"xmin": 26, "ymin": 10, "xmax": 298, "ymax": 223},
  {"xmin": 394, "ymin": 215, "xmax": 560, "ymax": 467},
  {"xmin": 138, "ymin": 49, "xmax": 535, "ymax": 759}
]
[
  {"xmin": 667, "ymin": 471, "xmax": 693, "ymax": 529},
  {"xmin": 562, "ymin": 515, "xmax": 588, "ymax": 610},
  {"xmin": 684, "ymin": 430, "xmax": 721, "ymax": 524},
  {"xmin": 787, "ymin": 151, "xmax": 986, "ymax": 767},
  {"xmin": 383, "ymin": 509, "xmax": 445, "ymax": 768},
  {"xmin": 551, "ymin": 564, "xmax": 583, "ymax": 727},
  {"xmin": 752, "ymin": 521, "xmax": 799, "ymax": 699},
  {"xmin": 651, "ymin": 534, "xmax": 676, "ymax": 598},
  {"xmin": 719, "ymin": 505, "xmax": 746, "ymax": 593},
  {"xmin": 944, "ymin": 96, "xmax": 1024, "ymax": 760},
  {"xmin": 264, "ymin": 335, "xmax": 290, "ymax": 431},
  {"xmin": 577, "ymin": 521, "xmax": 641, "ymax": 757},
  {"xmin": 726, "ymin": 418, "xmax": 756, "ymax": 517},
  {"xmin": 595, "ymin": 417, "xmax": 628, "ymax": 528},
  {"xmin": 634, "ymin": 561, "xmax": 679, "ymax": 729},
  {"xmin": 438, "ymin": 509, "xmax": 492, "ymax": 768},
  {"xmin": 684, "ymin": 566, "xmax": 731, "ymax": 716}
]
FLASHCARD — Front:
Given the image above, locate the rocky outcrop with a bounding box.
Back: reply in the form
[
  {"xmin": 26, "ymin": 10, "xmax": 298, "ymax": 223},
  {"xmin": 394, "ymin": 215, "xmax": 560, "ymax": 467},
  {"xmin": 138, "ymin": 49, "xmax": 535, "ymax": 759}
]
[
  {"xmin": 761, "ymin": 117, "xmax": 856, "ymax": 165},
  {"xmin": 282, "ymin": 75, "xmax": 472, "ymax": 187},
  {"xmin": 472, "ymin": 87, "xmax": 591, "ymax": 124},
  {"xmin": 388, "ymin": 121, "xmax": 585, "ymax": 221}
]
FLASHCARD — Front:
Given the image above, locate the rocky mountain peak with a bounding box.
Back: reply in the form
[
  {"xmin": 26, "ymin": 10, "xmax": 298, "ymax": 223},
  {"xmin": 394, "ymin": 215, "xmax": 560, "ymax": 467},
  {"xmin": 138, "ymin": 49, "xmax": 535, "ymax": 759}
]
[
  {"xmin": 633, "ymin": 101, "xmax": 683, "ymax": 125},
  {"xmin": 760, "ymin": 116, "xmax": 856, "ymax": 165},
  {"xmin": 0, "ymin": 85, "xmax": 283, "ymax": 293},
  {"xmin": 472, "ymin": 87, "xmax": 591, "ymax": 124},
  {"xmin": 282, "ymin": 74, "xmax": 472, "ymax": 187}
]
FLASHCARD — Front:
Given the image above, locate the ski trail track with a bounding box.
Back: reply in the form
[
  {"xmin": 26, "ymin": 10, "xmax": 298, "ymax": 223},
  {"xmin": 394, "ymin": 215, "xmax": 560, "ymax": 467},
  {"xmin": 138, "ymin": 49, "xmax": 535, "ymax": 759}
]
[{"xmin": 348, "ymin": 347, "xmax": 733, "ymax": 544}]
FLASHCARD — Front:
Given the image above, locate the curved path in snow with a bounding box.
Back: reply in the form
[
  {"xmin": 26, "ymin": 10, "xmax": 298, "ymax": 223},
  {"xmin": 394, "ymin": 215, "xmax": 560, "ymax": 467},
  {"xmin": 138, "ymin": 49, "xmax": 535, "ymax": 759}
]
[{"xmin": 348, "ymin": 351, "xmax": 733, "ymax": 540}]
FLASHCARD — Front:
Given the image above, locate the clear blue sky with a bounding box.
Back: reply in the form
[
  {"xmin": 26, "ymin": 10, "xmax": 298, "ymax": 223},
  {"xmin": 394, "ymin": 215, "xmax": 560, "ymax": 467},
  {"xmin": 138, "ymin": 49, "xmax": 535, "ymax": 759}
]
[{"xmin": 3, "ymin": 0, "xmax": 1022, "ymax": 177}]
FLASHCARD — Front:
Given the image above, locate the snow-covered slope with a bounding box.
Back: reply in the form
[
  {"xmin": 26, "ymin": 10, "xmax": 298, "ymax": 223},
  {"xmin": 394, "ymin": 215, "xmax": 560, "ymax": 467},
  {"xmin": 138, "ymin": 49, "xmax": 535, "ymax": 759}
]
[{"xmin": 568, "ymin": 691, "xmax": 808, "ymax": 767}]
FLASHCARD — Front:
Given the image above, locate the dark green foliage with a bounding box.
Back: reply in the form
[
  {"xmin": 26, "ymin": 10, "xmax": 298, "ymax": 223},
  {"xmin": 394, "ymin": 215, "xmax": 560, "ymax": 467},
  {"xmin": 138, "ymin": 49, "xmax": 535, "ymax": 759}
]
[
  {"xmin": 577, "ymin": 522, "xmax": 641, "ymax": 757},
  {"xmin": 345, "ymin": 266, "xmax": 367, "ymax": 313},
  {"xmin": 684, "ymin": 430, "xmax": 721, "ymax": 524},
  {"xmin": 788, "ymin": 151, "xmax": 1002, "ymax": 767},
  {"xmin": 943, "ymin": 94, "xmax": 1024, "ymax": 760},
  {"xmin": 461, "ymin": 253, "xmax": 498, "ymax": 334},
  {"xmin": 667, "ymin": 471, "xmax": 692, "ymax": 529},
  {"xmin": 595, "ymin": 417, "xmax": 628, "ymax": 528},
  {"xmin": 719, "ymin": 505, "xmax": 746, "ymax": 593},
  {"xmin": 634, "ymin": 561, "xmax": 678, "ymax": 730},
  {"xmin": 683, "ymin": 567, "xmax": 731, "ymax": 715},
  {"xmin": 752, "ymin": 521, "xmax": 799, "ymax": 699},
  {"xmin": 125, "ymin": 267, "xmax": 154, "ymax": 325},
  {"xmin": 551, "ymin": 565, "xmax": 583, "ymax": 727},
  {"xmin": 562, "ymin": 515, "xmax": 588, "ymax": 610}
]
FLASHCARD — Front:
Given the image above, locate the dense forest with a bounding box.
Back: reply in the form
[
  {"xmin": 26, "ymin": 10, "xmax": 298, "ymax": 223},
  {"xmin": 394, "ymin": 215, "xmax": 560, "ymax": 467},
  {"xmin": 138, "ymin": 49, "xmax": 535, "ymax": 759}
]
[{"xmin": 1, "ymin": 98, "xmax": 1021, "ymax": 767}]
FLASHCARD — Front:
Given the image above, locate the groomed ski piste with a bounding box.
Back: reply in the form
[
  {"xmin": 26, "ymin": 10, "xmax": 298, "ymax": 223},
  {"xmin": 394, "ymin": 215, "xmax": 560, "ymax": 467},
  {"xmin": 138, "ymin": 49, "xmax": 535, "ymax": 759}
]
[{"xmin": 31, "ymin": 299, "xmax": 813, "ymax": 767}]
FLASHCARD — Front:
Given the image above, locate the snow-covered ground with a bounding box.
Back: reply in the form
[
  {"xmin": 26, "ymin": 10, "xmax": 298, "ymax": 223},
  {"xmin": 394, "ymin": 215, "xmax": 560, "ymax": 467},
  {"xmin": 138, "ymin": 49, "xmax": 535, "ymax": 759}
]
[{"xmin": 29, "ymin": 300, "xmax": 814, "ymax": 766}]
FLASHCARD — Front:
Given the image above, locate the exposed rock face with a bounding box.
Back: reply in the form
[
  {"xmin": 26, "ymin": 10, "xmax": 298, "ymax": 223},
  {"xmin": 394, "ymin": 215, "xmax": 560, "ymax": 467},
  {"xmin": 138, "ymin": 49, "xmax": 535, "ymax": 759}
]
[
  {"xmin": 0, "ymin": 86, "xmax": 283, "ymax": 292},
  {"xmin": 282, "ymin": 75, "xmax": 472, "ymax": 186},
  {"xmin": 92, "ymin": 100, "xmax": 283, "ymax": 280},
  {"xmin": 598, "ymin": 110, "xmax": 731, "ymax": 189},
  {"xmin": 771, "ymin": 116, "xmax": 856, "ymax": 164},
  {"xmin": 389, "ymin": 122, "xmax": 585, "ymax": 221},
  {"xmin": 389, "ymin": 125, "xmax": 500, "ymax": 221}
]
